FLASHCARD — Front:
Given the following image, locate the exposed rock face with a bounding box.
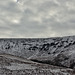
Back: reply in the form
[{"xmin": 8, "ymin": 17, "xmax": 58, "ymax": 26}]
[{"xmin": 0, "ymin": 36, "xmax": 75, "ymax": 74}]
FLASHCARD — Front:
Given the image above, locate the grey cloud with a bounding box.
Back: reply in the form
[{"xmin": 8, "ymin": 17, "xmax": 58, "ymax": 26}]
[{"xmin": 0, "ymin": 0, "xmax": 75, "ymax": 38}]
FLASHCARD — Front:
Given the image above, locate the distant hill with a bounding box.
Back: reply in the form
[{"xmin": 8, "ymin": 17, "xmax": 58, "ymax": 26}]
[{"xmin": 0, "ymin": 36, "xmax": 75, "ymax": 69}]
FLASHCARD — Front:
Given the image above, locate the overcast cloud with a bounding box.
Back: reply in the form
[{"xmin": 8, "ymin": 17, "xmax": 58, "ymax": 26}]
[{"xmin": 0, "ymin": 0, "xmax": 75, "ymax": 38}]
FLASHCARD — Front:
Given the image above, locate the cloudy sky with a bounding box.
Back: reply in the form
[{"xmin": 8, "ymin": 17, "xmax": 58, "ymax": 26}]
[{"xmin": 0, "ymin": 0, "xmax": 75, "ymax": 38}]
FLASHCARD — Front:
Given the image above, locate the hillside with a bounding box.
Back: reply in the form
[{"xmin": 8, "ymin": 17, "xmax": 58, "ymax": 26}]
[
  {"xmin": 0, "ymin": 36, "xmax": 75, "ymax": 74},
  {"xmin": 0, "ymin": 54, "xmax": 74, "ymax": 75}
]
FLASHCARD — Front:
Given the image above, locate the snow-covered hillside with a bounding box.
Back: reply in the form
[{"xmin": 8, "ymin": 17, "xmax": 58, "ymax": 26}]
[
  {"xmin": 0, "ymin": 54, "xmax": 74, "ymax": 75},
  {"xmin": 0, "ymin": 36, "xmax": 75, "ymax": 69}
]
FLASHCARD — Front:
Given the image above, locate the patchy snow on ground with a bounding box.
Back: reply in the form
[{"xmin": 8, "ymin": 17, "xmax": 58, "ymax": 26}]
[{"xmin": 0, "ymin": 36, "xmax": 75, "ymax": 74}]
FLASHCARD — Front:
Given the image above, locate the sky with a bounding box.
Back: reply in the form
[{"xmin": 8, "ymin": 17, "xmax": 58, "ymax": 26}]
[{"xmin": 0, "ymin": 0, "xmax": 75, "ymax": 38}]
